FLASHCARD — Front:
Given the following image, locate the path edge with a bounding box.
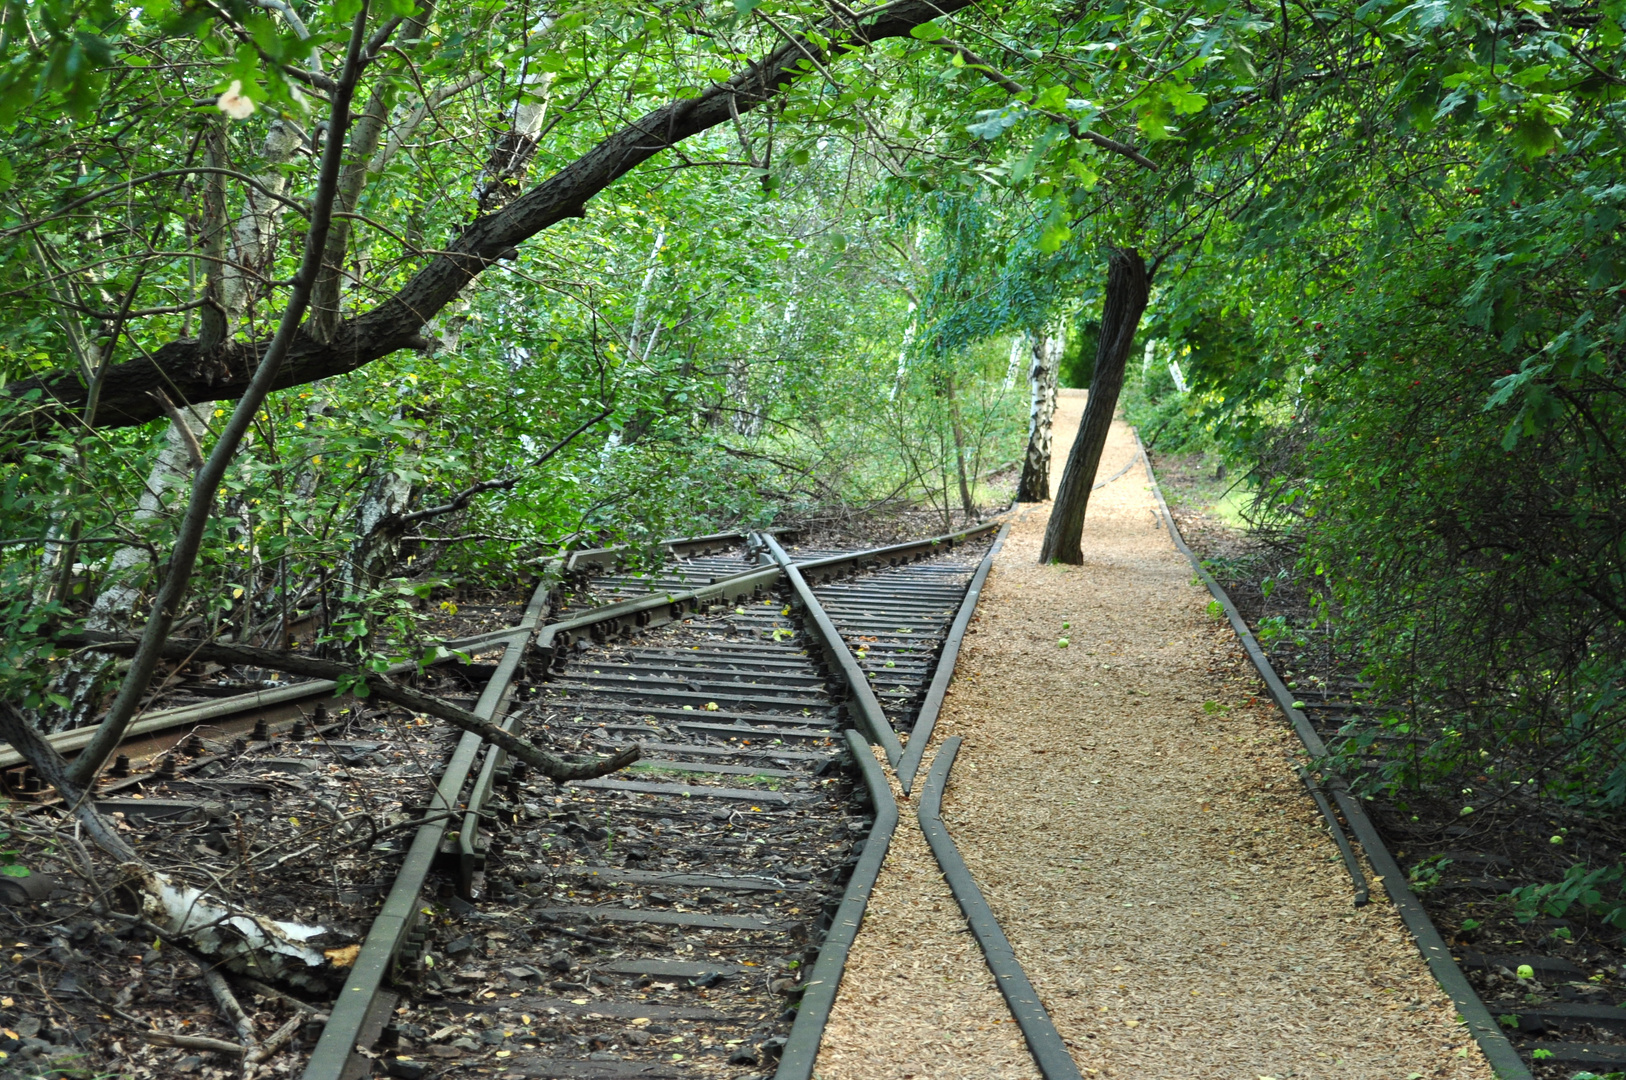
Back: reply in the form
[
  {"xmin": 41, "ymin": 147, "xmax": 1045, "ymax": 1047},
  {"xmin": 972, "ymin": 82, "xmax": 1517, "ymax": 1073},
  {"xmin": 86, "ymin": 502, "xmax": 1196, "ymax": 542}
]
[
  {"xmin": 774, "ymin": 727, "xmax": 900, "ymax": 1080},
  {"xmin": 897, "ymin": 520, "xmax": 1013, "ymax": 793},
  {"xmin": 918, "ymin": 735, "xmax": 1085, "ymax": 1080},
  {"xmin": 1132, "ymin": 428, "xmax": 1533, "ymax": 1080}
]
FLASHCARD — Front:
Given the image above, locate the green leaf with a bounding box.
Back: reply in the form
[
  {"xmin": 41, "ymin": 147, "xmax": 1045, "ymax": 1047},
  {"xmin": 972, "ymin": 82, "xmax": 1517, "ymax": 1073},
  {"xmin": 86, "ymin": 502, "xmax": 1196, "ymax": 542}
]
[
  {"xmin": 0, "ymin": 865, "xmax": 29, "ymax": 878},
  {"xmin": 909, "ymin": 21, "xmax": 945, "ymax": 40}
]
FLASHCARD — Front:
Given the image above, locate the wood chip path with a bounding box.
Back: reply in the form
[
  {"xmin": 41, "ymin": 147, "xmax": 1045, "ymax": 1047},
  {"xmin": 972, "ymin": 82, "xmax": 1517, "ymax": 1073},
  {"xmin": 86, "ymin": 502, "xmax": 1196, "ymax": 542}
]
[{"xmin": 815, "ymin": 391, "xmax": 1494, "ymax": 1079}]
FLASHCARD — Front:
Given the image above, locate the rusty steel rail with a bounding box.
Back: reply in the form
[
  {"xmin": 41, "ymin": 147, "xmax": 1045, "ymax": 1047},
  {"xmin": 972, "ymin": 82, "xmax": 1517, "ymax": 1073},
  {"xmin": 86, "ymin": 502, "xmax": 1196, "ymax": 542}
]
[
  {"xmin": 300, "ymin": 581, "xmax": 555, "ymax": 1080},
  {"xmin": 774, "ymin": 729, "xmax": 899, "ymax": 1080},
  {"xmin": 1135, "ymin": 430, "xmax": 1532, "ymax": 1080},
  {"xmin": 0, "ymin": 624, "xmax": 535, "ymax": 775},
  {"xmin": 762, "ymin": 532, "xmax": 903, "ymax": 765},
  {"xmin": 919, "ymin": 736, "xmax": 1083, "ymax": 1080},
  {"xmin": 1, "ymin": 530, "xmax": 787, "ymax": 779},
  {"xmin": 300, "ymin": 524, "xmax": 1001, "ymax": 1080},
  {"xmin": 896, "ymin": 519, "xmax": 1011, "ymax": 793}
]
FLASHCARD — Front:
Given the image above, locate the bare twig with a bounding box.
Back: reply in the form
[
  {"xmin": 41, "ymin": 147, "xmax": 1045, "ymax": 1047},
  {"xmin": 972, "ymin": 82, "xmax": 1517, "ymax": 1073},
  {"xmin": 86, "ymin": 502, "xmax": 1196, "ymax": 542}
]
[
  {"xmin": 66, "ymin": 632, "xmax": 641, "ymax": 782},
  {"xmin": 394, "ymin": 405, "xmax": 612, "ymax": 527},
  {"xmin": 244, "ymin": 1014, "xmax": 303, "ymax": 1073},
  {"xmin": 204, "ymin": 965, "xmax": 259, "ymax": 1046},
  {"xmin": 929, "ymin": 37, "xmax": 1158, "ymax": 171},
  {"xmin": 143, "ymin": 1032, "xmax": 249, "ymax": 1055},
  {"xmin": 145, "ymin": 390, "xmax": 206, "ymax": 470}
]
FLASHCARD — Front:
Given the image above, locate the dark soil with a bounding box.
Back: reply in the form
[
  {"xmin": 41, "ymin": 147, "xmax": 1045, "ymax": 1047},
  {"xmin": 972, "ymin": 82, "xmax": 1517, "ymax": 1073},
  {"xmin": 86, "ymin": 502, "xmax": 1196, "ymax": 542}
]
[{"xmin": 0, "ymin": 523, "xmax": 984, "ymax": 1080}]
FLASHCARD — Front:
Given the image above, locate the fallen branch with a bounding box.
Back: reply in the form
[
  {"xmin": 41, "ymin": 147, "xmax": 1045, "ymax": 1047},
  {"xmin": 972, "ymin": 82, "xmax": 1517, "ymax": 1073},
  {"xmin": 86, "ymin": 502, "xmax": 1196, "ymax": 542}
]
[
  {"xmin": 143, "ymin": 1032, "xmax": 249, "ymax": 1055},
  {"xmin": 229, "ymin": 973, "xmax": 324, "ymax": 1016},
  {"xmin": 244, "ymin": 1014, "xmax": 304, "ymax": 1074},
  {"xmin": 0, "ymin": 705, "xmax": 360, "ymax": 990},
  {"xmin": 204, "ymin": 965, "xmax": 258, "ymax": 1046},
  {"xmin": 63, "ymin": 632, "xmax": 639, "ymax": 781}
]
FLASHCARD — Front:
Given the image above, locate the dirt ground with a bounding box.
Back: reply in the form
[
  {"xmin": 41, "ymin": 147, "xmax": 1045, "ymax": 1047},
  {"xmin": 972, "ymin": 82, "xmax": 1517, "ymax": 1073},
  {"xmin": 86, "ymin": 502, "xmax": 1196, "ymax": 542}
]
[{"xmin": 814, "ymin": 391, "xmax": 1495, "ymax": 1080}]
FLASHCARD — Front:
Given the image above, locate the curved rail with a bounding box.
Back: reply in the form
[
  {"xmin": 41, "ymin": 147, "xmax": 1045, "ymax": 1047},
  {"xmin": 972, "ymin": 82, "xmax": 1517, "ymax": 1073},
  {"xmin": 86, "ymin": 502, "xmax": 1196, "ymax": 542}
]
[
  {"xmin": 299, "ymin": 524, "xmax": 1001, "ymax": 1080},
  {"xmin": 1134, "ymin": 430, "xmax": 1532, "ymax": 1080},
  {"xmin": 762, "ymin": 533, "xmax": 903, "ymax": 765},
  {"xmin": 896, "ymin": 520, "xmax": 1011, "ymax": 793},
  {"xmin": 919, "ymin": 736, "xmax": 1083, "ymax": 1080},
  {"xmin": 774, "ymin": 729, "xmax": 900, "ymax": 1080}
]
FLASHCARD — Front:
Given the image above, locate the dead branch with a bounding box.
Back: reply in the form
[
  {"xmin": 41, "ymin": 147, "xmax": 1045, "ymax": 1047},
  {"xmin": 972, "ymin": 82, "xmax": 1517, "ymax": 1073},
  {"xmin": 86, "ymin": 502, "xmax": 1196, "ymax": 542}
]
[
  {"xmin": 143, "ymin": 1032, "xmax": 250, "ymax": 1055},
  {"xmin": 63, "ymin": 631, "xmax": 640, "ymax": 781}
]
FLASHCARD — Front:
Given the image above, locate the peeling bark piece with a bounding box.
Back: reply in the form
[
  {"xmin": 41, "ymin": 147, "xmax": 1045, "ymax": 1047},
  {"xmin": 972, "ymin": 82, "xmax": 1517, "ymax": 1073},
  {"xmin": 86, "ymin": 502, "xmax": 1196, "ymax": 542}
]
[{"xmin": 135, "ymin": 868, "xmax": 333, "ymax": 987}]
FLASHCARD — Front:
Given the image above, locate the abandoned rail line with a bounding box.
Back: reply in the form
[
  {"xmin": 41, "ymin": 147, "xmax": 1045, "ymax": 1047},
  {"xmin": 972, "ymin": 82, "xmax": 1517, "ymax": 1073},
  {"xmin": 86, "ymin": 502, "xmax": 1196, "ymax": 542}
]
[
  {"xmin": 1, "ymin": 523, "xmax": 1016, "ymax": 1080},
  {"xmin": 9, "ymin": 476, "xmax": 1590, "ymax": 1080}
]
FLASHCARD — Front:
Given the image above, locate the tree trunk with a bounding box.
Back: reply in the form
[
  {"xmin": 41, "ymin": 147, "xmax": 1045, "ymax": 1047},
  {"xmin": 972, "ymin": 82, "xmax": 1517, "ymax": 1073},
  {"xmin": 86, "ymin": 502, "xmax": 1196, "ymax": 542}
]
[
  {"xmin": 945, "ymin": 370, "xmax": 976, "ymax": 521},
  {"xmin": 1016, "ymin": 326, "xmax": 1063, "ymax": 502},
  {"xmin": 1039, "ymin": 248, "xmax": 1150, "ymax": 565},
  {"xmin": 222, "ymin": 119, "xmax": 305, "ymax": 328},
  {"xmin": 473, "ymin": 19, "xmax": 558, "ymax": 215},
  {"xmin": 45, "ymin": 405, "xmax": 211, "ymax": 731}
]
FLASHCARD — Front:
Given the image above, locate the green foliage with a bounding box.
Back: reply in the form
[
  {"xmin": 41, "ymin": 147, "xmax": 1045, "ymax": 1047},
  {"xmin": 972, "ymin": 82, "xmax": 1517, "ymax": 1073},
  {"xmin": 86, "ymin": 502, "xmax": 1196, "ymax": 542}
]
[
  {"xmin": 0, "ymin": 0, "xmax": 1621, "ymax": 842},
  {"xmin": 1058, "ymin": 320, "xmax": 1097, "ymax": 390},
  {"xmin": 1508, "ymin": 864, "xmax": 1626, "ymax": 935},
  {"xmin": 1407, "ymin": 855, "xmax": 1452, "ymax": 894},
  {"xmin": 0, "ymin": 830, "xmax": 30, "ymax": 878}
]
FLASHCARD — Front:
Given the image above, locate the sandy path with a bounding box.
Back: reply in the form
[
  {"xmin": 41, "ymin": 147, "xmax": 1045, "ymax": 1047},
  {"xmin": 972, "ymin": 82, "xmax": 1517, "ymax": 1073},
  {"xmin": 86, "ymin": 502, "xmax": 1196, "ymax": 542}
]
[{"xmin": 815, "ymin": 391, "xmax": 1494, "ymax": 1079}]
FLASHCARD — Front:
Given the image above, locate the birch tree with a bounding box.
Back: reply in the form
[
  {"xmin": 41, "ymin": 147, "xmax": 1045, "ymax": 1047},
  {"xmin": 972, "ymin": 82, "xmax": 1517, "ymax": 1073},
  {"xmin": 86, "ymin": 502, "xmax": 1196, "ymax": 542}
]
[{"xmin": 1015, "ymin": 325, "xmax": 1062, "ymax": 502}]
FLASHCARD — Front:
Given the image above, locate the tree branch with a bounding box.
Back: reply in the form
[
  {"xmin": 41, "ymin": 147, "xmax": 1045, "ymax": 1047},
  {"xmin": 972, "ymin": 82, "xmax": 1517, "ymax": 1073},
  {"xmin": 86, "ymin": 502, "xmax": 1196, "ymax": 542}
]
[
  {"xmin": 394, "ymin": 404, "xmax": 612, "ymax": 526},
  {"xmin": 4, "ymin": 0, "xmax": 990, "ymax": 437},
  {"xmin": 931, "ymin": 37, "xmax": 1158, "ymax": 171},
  {"xmin": 62, "ymin": 632, "xmax": 640, "ymax": 781}
]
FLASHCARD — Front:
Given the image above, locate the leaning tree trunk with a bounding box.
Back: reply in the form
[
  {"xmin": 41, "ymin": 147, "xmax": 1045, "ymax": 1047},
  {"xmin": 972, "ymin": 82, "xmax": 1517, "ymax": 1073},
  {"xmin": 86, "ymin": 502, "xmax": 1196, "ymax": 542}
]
[
  {"xmin": 1039, "ymin": 249, "xmax": 1150, "ymax": 565},
  {"xmin": 1015, "ymin": 326, "xmax": 1063, "ymax": 502}
]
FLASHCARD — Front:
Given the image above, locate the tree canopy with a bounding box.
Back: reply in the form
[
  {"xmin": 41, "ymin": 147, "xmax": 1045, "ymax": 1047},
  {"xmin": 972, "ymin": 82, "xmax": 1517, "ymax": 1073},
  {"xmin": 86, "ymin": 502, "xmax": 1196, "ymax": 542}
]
[{"xmin": 1, "ymin": 0, "xmax": 1624, "ymax": 837}]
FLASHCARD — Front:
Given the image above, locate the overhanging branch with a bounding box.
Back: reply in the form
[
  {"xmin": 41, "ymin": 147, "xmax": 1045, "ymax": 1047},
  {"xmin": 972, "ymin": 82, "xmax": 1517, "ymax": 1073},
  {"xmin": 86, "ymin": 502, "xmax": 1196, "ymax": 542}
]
[{"xmin": 2, "ymin": 0, "xmax": 990, "ymax": 438}]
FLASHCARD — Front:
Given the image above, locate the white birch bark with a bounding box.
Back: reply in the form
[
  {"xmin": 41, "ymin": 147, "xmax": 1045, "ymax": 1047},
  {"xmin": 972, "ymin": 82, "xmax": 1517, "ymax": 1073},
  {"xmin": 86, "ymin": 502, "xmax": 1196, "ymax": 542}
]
[
  {"xmin": 221, "ymin": 119, "xmax": 304, "ymax": 326},
  {"xmin": 473, "ymin": 17, "xmax": 557, "ymax": 214},
  {"xmin": 1016, "ymin": 325, "xmax": 1063, "ymax": 502},
  {"xmin": 48, "ymin": 404, "xmax": 211, "ymax": 731},
  {"xmin": 1004, "ymin": 332, "xmax": 1025, "ymax": 390},
  {"xmin": 888, "ymin": 302, "xmax": 918, "ymax": 402}
]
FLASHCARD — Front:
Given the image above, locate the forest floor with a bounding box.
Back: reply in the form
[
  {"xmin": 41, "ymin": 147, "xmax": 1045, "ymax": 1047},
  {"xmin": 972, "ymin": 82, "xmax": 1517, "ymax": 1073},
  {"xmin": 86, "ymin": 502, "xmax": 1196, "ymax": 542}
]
[{"xmin": 814, "ymin": 390, "xmax": 1495, "ymax": 1080}]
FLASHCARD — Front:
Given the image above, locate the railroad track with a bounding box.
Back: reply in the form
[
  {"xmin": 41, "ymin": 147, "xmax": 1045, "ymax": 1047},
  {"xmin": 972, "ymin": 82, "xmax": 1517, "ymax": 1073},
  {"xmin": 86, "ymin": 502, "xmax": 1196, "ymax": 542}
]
[
  {"xmin": 1132, "ymin": 434, "xmax": 1612, "ymax": 1080},
  {"xmin": 0, "ymin": 525, "xmax": 1000, "ymax": 1079},
  {"xmin": 0, "ymin": 531, "xmax": 789, "ymax": 792},
  {"xmin": 272, "ymin": 523, "xmax": 1000, "ymax": 1080},
  {"xmin": 1279, "ymin": 691, "xmax": 1626, "ymax": 1073}
]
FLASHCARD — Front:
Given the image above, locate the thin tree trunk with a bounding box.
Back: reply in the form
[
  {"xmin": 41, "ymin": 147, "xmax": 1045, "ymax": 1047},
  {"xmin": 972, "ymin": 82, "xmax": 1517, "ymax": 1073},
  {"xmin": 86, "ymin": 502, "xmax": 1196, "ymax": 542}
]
[
  {"xmin": 1039, "ymin": 248, "xmax": 1149, "ymax": 565},
  {"xmin": 196, "ymin": 122, "xmax": 231, "ymax": 352},
  {"xmin": 945, "ymin": 371, "xmax": 976, "ymax": 521},
  {"xmin": 46, "ymin": 405, "xmax": 210, "ymax": 731},
  {"xmin": 222, "ymin": 119, "xmax": 305, "ymax": 329},
  {"xmin": 1016, "ymin": 325, "xmax": 1062, "ymax": 502},
  {"xmin": 473, "ymin": 20, "xmax": 557, "ymax": 215}
]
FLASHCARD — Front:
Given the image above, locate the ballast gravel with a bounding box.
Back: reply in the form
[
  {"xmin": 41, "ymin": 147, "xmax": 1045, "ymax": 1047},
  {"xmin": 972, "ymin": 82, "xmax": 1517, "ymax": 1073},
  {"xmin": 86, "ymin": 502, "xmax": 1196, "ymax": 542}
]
[{"xmin": 815, "ymin": 392, "xmax": 1494, "ymax": 1080}]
